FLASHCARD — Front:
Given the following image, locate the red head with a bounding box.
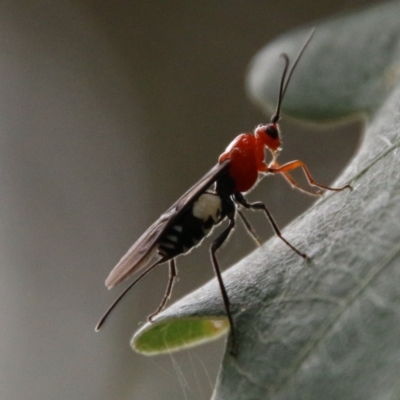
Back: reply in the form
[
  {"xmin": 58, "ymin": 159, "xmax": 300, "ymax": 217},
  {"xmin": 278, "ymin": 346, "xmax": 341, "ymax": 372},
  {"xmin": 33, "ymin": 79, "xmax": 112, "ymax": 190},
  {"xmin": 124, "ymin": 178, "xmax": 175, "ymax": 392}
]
[{"xmin": 254, "ymin": 122, "xmax": 281, "ymax": 157}]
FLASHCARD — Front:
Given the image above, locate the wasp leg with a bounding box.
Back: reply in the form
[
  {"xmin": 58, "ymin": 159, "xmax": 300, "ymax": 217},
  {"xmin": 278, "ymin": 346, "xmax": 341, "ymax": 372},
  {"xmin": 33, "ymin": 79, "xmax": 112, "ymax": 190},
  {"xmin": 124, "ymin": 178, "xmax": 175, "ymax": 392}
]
[
  {"xmin": 210, "ymin": 216, "xmax": 237, "ymax": 355},
  {"xmin": 268, "ymin": 160, "xmax": 352, "ymax": 192},
  {"xmin": 237, "ymin": 208, "xmax": 262, "ymax": 246},
  {"xmin": 269, "ymin": 161, "xmax": 323, "ymax": 196},
  {"xmin": 148, "ymin": 259, "xmax": 178, "ymax": 322},
  {"xmin": 235, "ymin": 192, "xmax": 307, "ymax": 259}
]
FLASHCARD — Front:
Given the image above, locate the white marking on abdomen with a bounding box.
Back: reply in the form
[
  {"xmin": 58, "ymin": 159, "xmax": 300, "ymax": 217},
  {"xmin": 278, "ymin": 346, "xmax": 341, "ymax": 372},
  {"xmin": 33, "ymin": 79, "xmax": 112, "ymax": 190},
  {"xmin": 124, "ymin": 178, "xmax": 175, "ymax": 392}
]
[{"xmin": 192, "ymin": 194, "xmax": 221, "ymax": 222}]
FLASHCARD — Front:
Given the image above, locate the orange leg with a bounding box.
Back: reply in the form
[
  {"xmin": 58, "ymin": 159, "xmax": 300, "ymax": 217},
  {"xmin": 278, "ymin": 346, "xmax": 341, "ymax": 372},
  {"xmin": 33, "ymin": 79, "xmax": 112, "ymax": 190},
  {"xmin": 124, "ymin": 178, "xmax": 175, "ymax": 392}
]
[
  {"xmin": 268, "ymin": 160, "xmax": 322, "ymax": 196},
  {"xmin": 281, "ymin": 169, "xmax": 323, "ymax": 196},
  {"xmin": 268, "ymin": 160, "xmax": 352, "ymax": 192}
]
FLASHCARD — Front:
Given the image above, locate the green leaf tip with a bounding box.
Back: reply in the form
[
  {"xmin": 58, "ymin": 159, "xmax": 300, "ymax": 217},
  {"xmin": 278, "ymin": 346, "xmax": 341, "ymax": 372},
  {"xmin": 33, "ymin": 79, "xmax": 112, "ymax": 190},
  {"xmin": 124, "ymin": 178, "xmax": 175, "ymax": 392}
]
[{"xmin": 131, "ymin": 318, "xmax": 229, "ymax": 355}]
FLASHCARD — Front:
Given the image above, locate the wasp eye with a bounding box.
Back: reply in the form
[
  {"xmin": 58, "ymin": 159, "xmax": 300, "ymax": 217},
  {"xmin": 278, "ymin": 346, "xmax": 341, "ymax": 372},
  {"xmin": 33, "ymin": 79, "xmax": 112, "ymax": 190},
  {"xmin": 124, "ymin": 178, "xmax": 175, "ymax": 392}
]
[{"xmin": 266, "ymin": 125, "xmax": 278, "ymax": 139}]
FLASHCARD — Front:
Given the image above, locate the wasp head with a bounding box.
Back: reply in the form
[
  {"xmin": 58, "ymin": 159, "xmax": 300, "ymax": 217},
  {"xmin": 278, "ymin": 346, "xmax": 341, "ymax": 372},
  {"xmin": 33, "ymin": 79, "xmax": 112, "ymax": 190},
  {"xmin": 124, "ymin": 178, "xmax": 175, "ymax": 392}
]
[{"xmin": 254, "ymin": 123, "xmax": 282, "ymax": 157}]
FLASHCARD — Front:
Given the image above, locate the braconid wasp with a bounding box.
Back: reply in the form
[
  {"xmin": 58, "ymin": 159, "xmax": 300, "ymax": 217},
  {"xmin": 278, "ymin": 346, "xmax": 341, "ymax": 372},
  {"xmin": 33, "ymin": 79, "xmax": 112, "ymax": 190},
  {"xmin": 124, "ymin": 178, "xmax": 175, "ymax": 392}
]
[{"xmin": 96, "ymin": 30, "xmax": 351, "ymax": 353}]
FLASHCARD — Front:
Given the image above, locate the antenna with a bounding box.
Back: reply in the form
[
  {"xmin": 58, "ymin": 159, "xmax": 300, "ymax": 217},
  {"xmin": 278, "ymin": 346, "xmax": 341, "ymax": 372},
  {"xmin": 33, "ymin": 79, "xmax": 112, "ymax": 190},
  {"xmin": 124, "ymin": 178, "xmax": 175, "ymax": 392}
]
[
  {"xmin": 270, "ymin": 28, "xmax": 316, "ymax": 124},
  {"xmin": 270, "ymin": 54, "xmax": 290, "ymax": 123}
]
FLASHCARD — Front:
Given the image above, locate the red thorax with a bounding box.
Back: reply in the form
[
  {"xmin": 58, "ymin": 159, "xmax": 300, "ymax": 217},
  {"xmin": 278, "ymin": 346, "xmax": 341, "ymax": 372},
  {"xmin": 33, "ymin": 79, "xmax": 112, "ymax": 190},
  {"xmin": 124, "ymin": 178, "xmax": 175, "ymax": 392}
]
[{"xmin": 218, "ymin": 123, "xmax": 281, "ymax": 193}]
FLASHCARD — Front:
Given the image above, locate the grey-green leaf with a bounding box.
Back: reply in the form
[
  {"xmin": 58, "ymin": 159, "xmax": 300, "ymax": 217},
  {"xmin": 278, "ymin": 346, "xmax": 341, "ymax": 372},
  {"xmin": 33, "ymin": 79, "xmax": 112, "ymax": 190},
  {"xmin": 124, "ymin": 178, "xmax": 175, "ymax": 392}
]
[
  {"xmin": 247, "ymin": 1, "xmax": 400, "ymax": 121},
  {"xmin": 210, "ymin": 85, "xmax": 400, "ymax": 399}
]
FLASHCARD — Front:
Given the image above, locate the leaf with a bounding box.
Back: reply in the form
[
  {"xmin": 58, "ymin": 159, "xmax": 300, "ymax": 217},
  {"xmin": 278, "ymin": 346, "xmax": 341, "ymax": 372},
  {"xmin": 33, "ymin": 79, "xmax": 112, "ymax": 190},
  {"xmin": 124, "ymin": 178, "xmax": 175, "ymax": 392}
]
[
  {"xmin": 133, "ymin": 2, "xmax": 400, "ymax": 399},
  {"xmin": 247, "ymin": 1, "xmax": 400, "ymax": 121}
]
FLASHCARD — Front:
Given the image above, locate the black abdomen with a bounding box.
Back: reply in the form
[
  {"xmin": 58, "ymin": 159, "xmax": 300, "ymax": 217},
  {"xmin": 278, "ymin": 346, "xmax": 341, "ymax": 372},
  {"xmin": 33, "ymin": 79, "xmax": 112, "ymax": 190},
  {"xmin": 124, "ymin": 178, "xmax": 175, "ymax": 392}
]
[{"xmin": 157, "ymin": 193, "xmax": 223, "ymax": 259}]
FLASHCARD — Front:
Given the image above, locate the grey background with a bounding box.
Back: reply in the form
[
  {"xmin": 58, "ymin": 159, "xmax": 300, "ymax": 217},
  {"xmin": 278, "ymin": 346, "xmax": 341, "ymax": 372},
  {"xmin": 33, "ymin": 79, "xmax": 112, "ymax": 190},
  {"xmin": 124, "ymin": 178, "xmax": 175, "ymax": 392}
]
[{"xmin": 0, "ymin": 1, "xmax": 374, "ymax": 399}]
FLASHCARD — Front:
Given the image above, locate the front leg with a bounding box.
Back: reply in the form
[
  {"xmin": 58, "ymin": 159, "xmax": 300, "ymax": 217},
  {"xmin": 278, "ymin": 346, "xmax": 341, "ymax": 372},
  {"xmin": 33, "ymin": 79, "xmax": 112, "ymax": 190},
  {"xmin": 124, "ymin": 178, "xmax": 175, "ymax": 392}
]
[{"xmin": 268, "ymin": 160, "xmax": 352, "ymax": 192}]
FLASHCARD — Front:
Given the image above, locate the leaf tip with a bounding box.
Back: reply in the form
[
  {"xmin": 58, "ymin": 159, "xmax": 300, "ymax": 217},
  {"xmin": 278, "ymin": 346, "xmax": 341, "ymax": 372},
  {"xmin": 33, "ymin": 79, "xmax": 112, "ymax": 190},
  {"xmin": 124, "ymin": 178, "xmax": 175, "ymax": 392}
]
[{"xmin": 131, "ymin": 317, "xmax": 229, "ymax": 355}]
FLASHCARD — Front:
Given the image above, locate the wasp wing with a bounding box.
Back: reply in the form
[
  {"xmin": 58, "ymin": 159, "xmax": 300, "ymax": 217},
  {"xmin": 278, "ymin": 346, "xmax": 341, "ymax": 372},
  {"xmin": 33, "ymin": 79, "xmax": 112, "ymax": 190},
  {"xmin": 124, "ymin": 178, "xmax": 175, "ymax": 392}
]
[{"xmin": 105, "ymin": 160, "xmax": 231, "ymax": 289}]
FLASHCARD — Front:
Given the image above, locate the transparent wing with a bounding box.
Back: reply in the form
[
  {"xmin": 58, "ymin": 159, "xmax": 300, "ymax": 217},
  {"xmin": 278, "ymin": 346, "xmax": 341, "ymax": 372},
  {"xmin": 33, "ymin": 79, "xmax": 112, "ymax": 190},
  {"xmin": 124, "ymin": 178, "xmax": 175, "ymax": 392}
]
[{"xmin": 105, "ymin": 160, "xmax": 230, "ymax": 288}]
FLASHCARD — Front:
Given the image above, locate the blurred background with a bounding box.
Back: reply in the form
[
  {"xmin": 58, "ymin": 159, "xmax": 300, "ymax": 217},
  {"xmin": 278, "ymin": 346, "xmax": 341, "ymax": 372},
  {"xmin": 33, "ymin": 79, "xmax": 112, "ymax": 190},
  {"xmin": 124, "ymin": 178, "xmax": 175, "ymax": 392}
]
[{"xmin": 0, "ymin": 1, "xmax": 376, "ymax": 399}]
